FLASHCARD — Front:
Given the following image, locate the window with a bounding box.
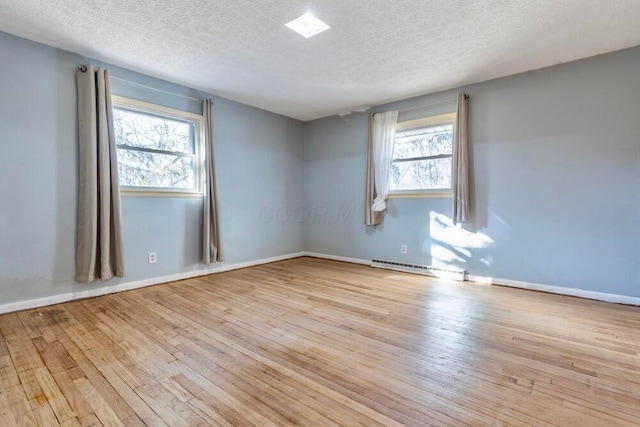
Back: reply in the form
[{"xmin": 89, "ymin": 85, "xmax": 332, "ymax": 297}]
[
  {"xmin": 390, "ymin": 112, "xmax": 456, "ymax": 195},
  {"xmin": 112, "ymin": 96, "xmax": 203, "ymax": 195}
]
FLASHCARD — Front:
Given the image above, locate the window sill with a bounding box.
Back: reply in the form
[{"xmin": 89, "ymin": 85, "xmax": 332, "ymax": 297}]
[
  {"xmin": 121, "ymin": 190, "xmax": 204, "ymax": 198},
  {"xmin": 388, "ymin": 191, "xmax": 452, "ymax": 199}
]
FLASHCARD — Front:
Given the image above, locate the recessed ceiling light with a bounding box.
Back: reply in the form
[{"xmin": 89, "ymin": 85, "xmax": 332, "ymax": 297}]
[{"xmin": 285, "ymin": 13, "xmax": 330, "ymax": 39}]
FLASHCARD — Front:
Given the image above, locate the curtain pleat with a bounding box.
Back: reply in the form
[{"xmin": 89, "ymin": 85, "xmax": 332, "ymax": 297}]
[
  {"xmin": 202, "ymin": 99, "xmax": 223, "ymax": 263},
  {"xmin": 452, "ymin": 92, "xmax": 470, "ymax": 225},
  {"xmin": 75, "ymin": 65, "xmax": 124, "ymax": 283}
]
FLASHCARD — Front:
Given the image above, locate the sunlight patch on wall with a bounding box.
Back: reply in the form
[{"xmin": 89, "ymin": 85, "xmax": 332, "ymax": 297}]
[
  {"xmin": 430, "ymin": 243, "xmax": 466, "ymax": 264},
  {"xmin": 427, "ymin": 211, "xmax": 495, "ymax": 270}
]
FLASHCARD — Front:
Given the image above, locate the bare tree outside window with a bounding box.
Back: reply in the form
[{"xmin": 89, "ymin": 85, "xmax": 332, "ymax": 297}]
[
  {"xmin": 114, "ymin": 108, "xmax": 197, "ymax": 189},
  {"xmin": 390, "ymin": 123, "xmax": 454, "ymax": 191}
]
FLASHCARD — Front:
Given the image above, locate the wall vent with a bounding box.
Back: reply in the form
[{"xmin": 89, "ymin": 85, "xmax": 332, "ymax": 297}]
[{"xmin": 371, "ymin": 259, "xmax": 466, "ymax": 282}]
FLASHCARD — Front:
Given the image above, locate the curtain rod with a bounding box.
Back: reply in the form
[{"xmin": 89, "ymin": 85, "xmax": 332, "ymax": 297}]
[
  {"xmin": 395, "ymin": 94, "xmax": 469, "ymax": 114},
  {"xmin": 76, "ymin": 67, "xmax": 203, "ymax": 102},
  {"xmin": 109, "ymin": 76, "xmax": 203, "ymax": 102}
]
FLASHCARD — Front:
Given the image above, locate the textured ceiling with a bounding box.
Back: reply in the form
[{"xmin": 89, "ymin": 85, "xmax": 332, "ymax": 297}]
[{"xmin": 1, "ymin": 1, "xmax": 640, "ymax": 120}]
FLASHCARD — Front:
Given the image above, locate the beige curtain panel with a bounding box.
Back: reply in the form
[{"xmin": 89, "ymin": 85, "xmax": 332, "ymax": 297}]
[
  {"xmin": 75, "ymin": 65, "xmax": 124, "ymax": 283},
  {"xmin": 202, "ymin": 99, "xmax": 223, "ymax": 263},
  {"xmin": 452, "ymin": 92, "xmax": 470, "ymax": 225},
  {"xmin": 365, "ymin": 113, "xmax": 382, "ymax": 226}
]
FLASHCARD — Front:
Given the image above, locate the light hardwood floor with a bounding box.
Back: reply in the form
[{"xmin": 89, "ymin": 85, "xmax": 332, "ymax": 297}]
[{"xmin": 1, "ymin": 257, "xmax": 639, "ymax": 426}]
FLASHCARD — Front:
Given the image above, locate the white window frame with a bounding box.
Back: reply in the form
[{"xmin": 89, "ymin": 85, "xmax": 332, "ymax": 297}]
[
  {"xmin": 112, "ymin": 95, "xmax": 205, "ymax": 197},
  {"xmin": 388, "ymin": 112, "xmax": 456, "ymax": 199}
]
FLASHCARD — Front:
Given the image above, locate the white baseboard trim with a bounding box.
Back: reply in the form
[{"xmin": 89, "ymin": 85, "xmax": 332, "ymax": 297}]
[
  {"xmin": 303, "ymin": 252, "xmax": 371, "ymax": 266},
  {"xmin": 467, "ymin": 274, "xmax": 640, "ymax": 306},
  {"xmin": 0, "ymin": 252, "xmax": 307, "ymax": 315},
  {"xmin": 303, "ymin": 252, "xmax": 640, "ymax": 306},
  {"xmin": 0, "ymin": 294, "xmax": 72, "ymax": 316},
  {"xmin": 4, "ymin": 251, "xmax": 638, "ymax": 315}
]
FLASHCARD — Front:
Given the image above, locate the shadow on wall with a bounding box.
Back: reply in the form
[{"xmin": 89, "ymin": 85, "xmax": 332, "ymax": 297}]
[{"xmin": 426, "ymin": 211, "xmax": 495, "ymax": 273}]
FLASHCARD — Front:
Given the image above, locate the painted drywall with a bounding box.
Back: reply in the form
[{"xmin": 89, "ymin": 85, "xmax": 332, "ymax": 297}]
[
  {"xmin": 0, "ymin": 32, "xmax": 304, "ymax": 305},
  {"xmin": 1, "ymin": 29, "xmax": 639, "ymax": 307},
  {"xmin": 303, "ymin": 46, "xmax": 640, "ymax": 297}
]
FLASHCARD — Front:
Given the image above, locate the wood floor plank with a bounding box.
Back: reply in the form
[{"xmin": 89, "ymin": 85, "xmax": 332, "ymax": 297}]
[{"xmin": 1, "ymin": 257, "xmax": 640, "ymax": 426}]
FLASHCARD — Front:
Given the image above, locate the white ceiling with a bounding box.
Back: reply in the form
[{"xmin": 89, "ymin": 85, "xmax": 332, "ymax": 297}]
[{"xmin": 1, "ymin": 1, "xmax": 640, "ymax": 121}]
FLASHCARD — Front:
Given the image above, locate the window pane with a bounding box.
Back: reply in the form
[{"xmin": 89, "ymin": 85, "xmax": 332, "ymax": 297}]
[
  {"xmin": 114, "ymin": 108, "xmax": 194, "ymax": 154},
  {"xmin": 393, "ymin": 124, "xmax": 453, "ymax": 159},
  {"xmin": 390, "ymin": 157, "xmax": 452, "ymax": 191},
  {"xmin": 117, "ymin": 149, "xmax": 195, "ymax": 189}
]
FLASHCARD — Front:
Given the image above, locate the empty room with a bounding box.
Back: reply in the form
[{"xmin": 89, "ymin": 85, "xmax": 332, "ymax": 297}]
[{"xmin": 1, "ymin": 1, "xmax": 639, "ymax": 425}]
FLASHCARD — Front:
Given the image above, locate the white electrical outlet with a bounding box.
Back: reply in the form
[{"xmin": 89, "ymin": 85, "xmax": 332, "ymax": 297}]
[
  {"xmin": 148, "ymin": 252, "xmax": 157, "ymax": 264},
  {"xmin": 400, "ymin": 245, "xmax": 407, "ymax": 254}
]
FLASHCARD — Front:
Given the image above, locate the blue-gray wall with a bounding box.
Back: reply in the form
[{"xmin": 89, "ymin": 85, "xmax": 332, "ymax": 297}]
[
  {"xmin": 2, "ymin": 30, "xmax": 639, "ymax": 305},
  {"xmin": 303, "ymin": 46, "xmax": 640, "ymax": 297},
  {"xmin": 0, "ymin": 32, "xmax": 304, "ymax": 305}
]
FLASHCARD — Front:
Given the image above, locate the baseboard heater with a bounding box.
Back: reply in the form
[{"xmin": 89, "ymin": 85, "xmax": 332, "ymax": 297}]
[{"xmin": 371, "ymin": 259, "xmax": 467, "ymax": 282}]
